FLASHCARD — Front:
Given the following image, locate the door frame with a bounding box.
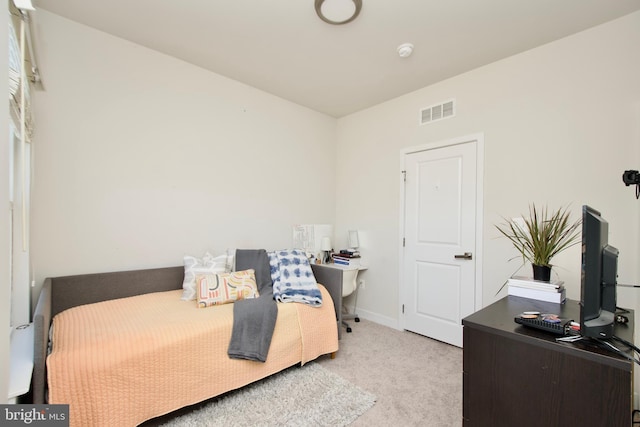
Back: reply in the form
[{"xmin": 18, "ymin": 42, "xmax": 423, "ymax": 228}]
[{"xmin": 398, "ymin": 133, "xmax": 485, "ymax": 332}]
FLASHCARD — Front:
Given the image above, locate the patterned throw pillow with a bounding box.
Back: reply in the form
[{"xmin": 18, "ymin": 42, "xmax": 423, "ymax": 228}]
[
  {"xmin": 181, "ymin": 251, "xmax": 234, "ymax": 301},
  {"xmin": 196, "ymin": 269, "xmax": 260, "ymax": 307}
]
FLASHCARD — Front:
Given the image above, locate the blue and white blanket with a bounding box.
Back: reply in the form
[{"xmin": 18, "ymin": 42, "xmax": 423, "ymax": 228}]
[{"xmin": 269, "ymin": 249, "xmax": 323, "ymax": 307}]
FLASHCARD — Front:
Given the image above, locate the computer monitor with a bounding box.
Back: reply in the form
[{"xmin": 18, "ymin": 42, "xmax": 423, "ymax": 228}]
[{"xmin": 580, "ymin": 205, "xmax": 619, "ymax": 339}]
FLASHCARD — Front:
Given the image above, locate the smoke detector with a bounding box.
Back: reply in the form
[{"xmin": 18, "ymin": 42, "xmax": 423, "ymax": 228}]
[{"xmin": 397, "ymin": 43, "xmax": 414, "ymax": 58}]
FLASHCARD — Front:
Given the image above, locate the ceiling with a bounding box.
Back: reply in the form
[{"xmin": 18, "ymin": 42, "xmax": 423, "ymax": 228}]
[{"xmin": 32, "ymin": 0, "xmax": 640, "ymax": 118}]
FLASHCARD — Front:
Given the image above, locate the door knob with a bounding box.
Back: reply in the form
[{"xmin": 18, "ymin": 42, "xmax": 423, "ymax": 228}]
[{"xmin": 454, "ymin": 252, "xmax": 473, "ymax": 260}]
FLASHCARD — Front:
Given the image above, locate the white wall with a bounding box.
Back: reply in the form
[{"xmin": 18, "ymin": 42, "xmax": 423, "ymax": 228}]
[
  {"xmin": 30, "ymin": 11, "xmax": 337, "ymax": 295},
  {"xmin": 335, "ymin": 11, "xmax": 640, "ymax": 326},
  {"xmin": 1, "ymin": 0, "xmax": 12, "ymax": 403}
]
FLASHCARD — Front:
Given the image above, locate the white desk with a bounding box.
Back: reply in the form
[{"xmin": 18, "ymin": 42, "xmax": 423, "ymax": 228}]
[{"xmin": 321, "ymin": 263, "xmax": 367, "ymax": 272}]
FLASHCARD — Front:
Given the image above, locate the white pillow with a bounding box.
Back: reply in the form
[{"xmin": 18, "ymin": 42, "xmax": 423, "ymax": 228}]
[{"xmin": 181, "ymin": 251, "xmax": 234, "ymax": 301}]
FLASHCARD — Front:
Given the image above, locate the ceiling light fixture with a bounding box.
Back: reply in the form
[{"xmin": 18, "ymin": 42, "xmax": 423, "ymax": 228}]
[
  {"xmin": 315, "ymin": 0, "xmax": 362, "ymax": 25},
  {"xmin": 397, "ymin": 43, "xmax": 414, "ymax": 58}
]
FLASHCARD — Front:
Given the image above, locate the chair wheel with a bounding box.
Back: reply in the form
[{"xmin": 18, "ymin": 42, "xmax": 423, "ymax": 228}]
[
  {"xmin": 346, "ymin": 327, "xmax": 352, "ymax": 333},
  {"xmin": 355, "ymin": 317, "xmax": 360, "ymax": 322}
]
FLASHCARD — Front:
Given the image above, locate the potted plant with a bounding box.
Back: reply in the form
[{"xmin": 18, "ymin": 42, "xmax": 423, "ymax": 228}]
[{"xmin": 495, "ymin": 204, "xmax": 581, "ymax": 282}]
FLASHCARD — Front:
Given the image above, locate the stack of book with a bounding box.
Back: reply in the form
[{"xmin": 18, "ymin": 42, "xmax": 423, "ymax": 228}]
[
  {"xmin": 331, "ymin": 251, "xmax": 360, "ymax": 266},
  {"xmin": 507, "ymin": 276, "xmax": 566, "ymax": 303}
]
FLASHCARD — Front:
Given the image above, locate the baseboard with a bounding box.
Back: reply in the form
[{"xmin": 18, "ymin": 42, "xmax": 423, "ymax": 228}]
[{"xmin": 344, "ymin": 305, "xmax": 400, "ymax": 330}]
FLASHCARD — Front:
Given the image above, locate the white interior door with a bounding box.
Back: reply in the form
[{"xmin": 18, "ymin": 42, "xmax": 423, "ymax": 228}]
[{"xmin": 402, "ymin": 139, "xmax": 479, "ymax": 347}]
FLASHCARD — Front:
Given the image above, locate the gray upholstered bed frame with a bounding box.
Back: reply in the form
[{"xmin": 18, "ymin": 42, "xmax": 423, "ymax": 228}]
[
  {"xmin": 32, "ymin": 264, "xmax": 342, "ymax": 405},
  {"xmin": 32, "ymin": 266, "xmax": 184, "ymax": 404}
]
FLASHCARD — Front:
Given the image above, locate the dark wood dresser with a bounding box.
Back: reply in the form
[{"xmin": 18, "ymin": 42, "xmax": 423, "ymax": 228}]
[{"xmin": 462, "ymin": 296, "xmax": 634, "ymax": 427}]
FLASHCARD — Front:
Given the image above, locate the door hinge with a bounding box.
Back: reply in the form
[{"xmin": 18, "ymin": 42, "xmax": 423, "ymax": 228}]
[
  {"xmin": 401, "ymin": 170, "xmax": 406, "ymax": 182},
  {"xmin": 402, "ymin": 237, "xmax": 405, "ymax": 247},
  {"xmin": 402, "ymin": 304, "xmax": 405, "ymax": 314}
]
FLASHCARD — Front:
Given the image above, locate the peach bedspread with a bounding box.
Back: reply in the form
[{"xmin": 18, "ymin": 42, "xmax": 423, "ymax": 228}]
[{"xmin": 47, "ymin": 285, "xmax": 338, "ymax": 427}]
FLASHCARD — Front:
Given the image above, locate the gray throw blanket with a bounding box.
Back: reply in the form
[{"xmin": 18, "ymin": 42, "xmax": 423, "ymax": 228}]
[{"xmin": 228, "ymin": 249, "xmax": 278, "ymax": 362}]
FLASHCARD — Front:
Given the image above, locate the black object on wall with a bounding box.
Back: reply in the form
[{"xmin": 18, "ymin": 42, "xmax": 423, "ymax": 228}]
[{"xmin": 622, "ymin": 169, "xmax": 640, "ymax": 199}]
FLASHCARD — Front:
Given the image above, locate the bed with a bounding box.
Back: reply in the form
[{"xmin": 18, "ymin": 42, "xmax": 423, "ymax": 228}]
[{"xmin": 32, "ymin": 263, "xmax": 339, "ymax": 427}]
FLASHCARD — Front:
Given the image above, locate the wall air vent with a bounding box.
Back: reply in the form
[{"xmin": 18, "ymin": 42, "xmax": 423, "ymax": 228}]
[{"xmin": 420, "ymin": 99, "xmax": 456, "ymax": 125}]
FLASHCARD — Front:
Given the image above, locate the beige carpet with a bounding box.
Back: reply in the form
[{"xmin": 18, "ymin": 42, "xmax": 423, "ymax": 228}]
[{"xmin": 316, "ymin": 319, "xmax": 462, "ymax": 426}]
